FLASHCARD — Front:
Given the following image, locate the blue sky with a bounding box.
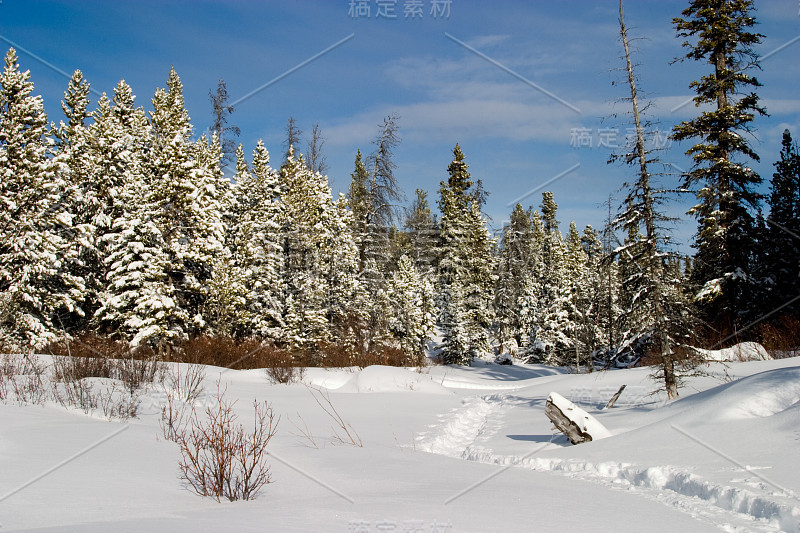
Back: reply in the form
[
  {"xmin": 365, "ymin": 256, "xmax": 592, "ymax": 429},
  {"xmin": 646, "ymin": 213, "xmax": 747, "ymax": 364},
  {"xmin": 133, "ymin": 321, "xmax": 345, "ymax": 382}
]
[{"xmin": 2, "ymin": 1, "xmax": 799, "ymax": 252}]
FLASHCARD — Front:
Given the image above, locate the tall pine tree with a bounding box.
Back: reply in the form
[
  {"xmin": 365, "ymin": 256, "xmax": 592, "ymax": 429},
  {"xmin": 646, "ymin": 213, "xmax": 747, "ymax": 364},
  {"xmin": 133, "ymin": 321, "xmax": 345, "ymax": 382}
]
[
  {"xmin": 437, "ymin": 145, "xmax": 496, "ymax": 365},
  {"xmin": 0, "ymin": 48, "xmax": 82, "ymax": 350},
  {"xmin": 672, "ymin": 0, "xmax": 766, "ymax": 335},
  {"xmin": 764, "ymin": 130, "xmax": 800, "ymax": 316}
]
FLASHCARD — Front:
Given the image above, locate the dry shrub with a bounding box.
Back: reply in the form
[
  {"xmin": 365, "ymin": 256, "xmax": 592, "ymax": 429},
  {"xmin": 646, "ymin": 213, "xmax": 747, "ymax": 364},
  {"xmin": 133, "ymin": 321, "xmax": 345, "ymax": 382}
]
[
  {"xmin": 318, "ymin": 342, "xmax": 412, "ymax": 369},
  {"xmin": 116, "ymin": 356, "xmax": 166, "ymax": 393},
  {"xmin": 176, "ymin": 384, "xmax": 279, "ymax": 502},
  {"xmin": 46, "ymin": 332, "xmax": 135, "ymax": 359},
  {"xmin": 261, "ymin": 346, "xmax": 306, "ymax": 385},
  {"xmin": 358, "ymin": 345, "xmax": 410, "ymax": 368},
  {"xmin": 306, "ymin": 385, "xmax": 362, "ymax": 447},
  {"xmin": 0, "ymin": 354, "xmax": 48, "ymax": 405},
  {"xmin": 160, "ymin": 364, "xmax": 207, "ymax": 442},
  {"xmin": 174, "ymin": 336, "xmax": 268, "ymax": 369},
  {"xmin": 52, "ymin": 354, "xmax": 113, "ymax": 382},
  {"xmin": 754, "ymin": 315, "xmax": 800, "ymax": 358},
  {"xmin": 49, "ymin": 335, "xmax": 165, "ymax": 419}
]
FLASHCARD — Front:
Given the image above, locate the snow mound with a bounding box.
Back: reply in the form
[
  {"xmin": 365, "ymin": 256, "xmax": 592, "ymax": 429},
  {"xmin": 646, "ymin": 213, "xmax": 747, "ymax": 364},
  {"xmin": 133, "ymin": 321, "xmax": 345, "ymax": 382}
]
[
  {"xmin": 702, "ymin": 341, "xmax": 772, "ymax": 362},
  {"xmin": 338, "ymin": 365, "xmax": 453, "ymax": 394},
  {"xmin": 303, "ymin": 367, "xmax": 357, "ymax": 389},
  {"xmin": 711, "ymin": 367, "xmax": 800, "ymax": 420}
]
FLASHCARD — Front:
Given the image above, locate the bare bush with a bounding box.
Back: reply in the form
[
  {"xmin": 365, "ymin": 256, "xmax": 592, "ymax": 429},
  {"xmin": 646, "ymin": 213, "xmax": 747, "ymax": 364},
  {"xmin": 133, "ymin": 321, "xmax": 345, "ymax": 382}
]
[
  {"xmin": 306, "ymin": 385, "xmax": 362, "ymax": 447},
  {"xmin": 52, "ymin": 354, "xmax": 113, "ymax": 382},
  {"xmin": 317, "ymin": 341, "xmax": 411, "ymax": 370},
  {"xmin": 754, "ymin": 315, "xmax": 800, "ymax": 358},
  {"xmin": 288, "ymin": 413, "xmax": 319, "ymax": 449},
  {"xmin": 0, "ymin": 354, "xmax": 9, "ymax": 402},
  {"xmin": 46, "ymin": 332, "xmax": 132, "ymax": 359},
  {"xmin": 53, "ymin": 374, "xmax": 98, "ymax": 414},
  {"xmin": 176, "ymin": 385, "xmax": 279, "ymax": 501},
  {"xmin": 117, "ymin": 356, "xmax": 166, "ymax": 393},
  {"xmin": 98, "ymin": 382, "xmax": 140, "ymax": 420},
  {"xmin": 173, "ymin": 336, "xmax": 266, "ymax": 369},
  {"xmin": 262, "ymin": 347, "xmax": 305, "ymax": 385},
  {"xmin": 3, "ymin": 354, "xmax": 49, "ymax": 405},
  {"xmin": 51, "ymin": 348, "xmax": 163, "ymax": 419},
  {"xmin": 160, "ymin": 364, "xmax": 206, "ymax": 442}
]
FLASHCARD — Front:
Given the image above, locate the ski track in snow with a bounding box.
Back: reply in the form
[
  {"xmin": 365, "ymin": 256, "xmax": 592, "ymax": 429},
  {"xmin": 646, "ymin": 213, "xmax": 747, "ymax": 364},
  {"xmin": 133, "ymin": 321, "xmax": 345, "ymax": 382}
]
[
  {"xmin": 416, "ymin": 393, "xmax": 800, "ymax": 533},
  {"xmin": 415, "ymin": 393, "xmax": 510, "ymax": 459}
]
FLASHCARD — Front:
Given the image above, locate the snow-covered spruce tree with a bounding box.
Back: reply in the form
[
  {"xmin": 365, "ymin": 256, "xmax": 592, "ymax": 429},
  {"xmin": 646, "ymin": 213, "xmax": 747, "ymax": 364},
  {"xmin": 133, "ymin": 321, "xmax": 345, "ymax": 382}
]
[
  {"xmin": 533, "ymin": 193, "xmax": 577, "ymax": 365},
  {"xmin": 437, "ymin": 145, "xmax": 496, "ymax": 365},
  {"xmin": 278, "ymin": 148, "xmax": 334, "ymax": 356},
  {"xmin": 763, "ymin": 129, "xmax": 800, "ymax": 316},
  {"xmin": 613, "ymin": 0, "xmax": 700, "ymax": 398},
  {"xmin": 495, "ymin": 203, "xmax": 539, "ymax": 356},
  {"xmin": 345, "ymin": 116, "xmax": 402, "ymax": 353},
  {"xmin": 0, "ymin": 48, "xmax": 83, "ymax": 350},
  {"xmin": 74, "ymin": 80, "xmax": 150, "ymax": 332},
  {"xmin": 204, "ymin": 144, "xmax": 250, "ymax": 337},
  {"xmin": 387, "ymin": 254, "xmax": 436, "ymax": 364},
  {"xmin": 91, "ymin": 80, "xmax": 184, "ymax": 350},
  {"xmin": 671, "ymin": 0, "xmax": 766, "ymax": 334},
  {"xmin": 578, "ymin": 224, "xmax": 611, "ymax": 364},
  {"xmin": 324, "ymin": 193, "xmax": 369, "ymax": 356},
  {"xmin": 404, "ymin": 188, "xmax": 439, "ymax": 275},
  {"xmin": 146, "ymin": 67, "xmax": 226, "ymax": 343},
  {"xmin": 516, "ymin": 210, "xmax": 547, "ymax": 361},
  {"xmin": 216, "ymin": 141, "xmax": 283, "ymax": 338},
  {"xmin": 348, "ymin": 150, "xmax": 370, "ymax": 270},
  {"xmin": 95, "ymin": 162, "xmax": 181, "ymax": 351},
  {"xmin": 51, "ymin": 69, "xmax": 95, "ymax": 331}
]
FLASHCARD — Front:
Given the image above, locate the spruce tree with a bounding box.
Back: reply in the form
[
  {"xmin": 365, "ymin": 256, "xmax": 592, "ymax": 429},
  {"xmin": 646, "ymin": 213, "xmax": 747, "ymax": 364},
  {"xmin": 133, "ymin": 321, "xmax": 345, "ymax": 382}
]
[
  {"xmin": 96, "ymin": 171, "xmax": 180, "ymax": 351},
  {"xmin": 764, "ymin": 129, "xmax": 800, "ymax": 316},
  {"xmin": 437, "ymin": 145, "xmax": 496, "ymax": 365},
  {"xmin": 80, "ymin": 81, "xmax": 151, "ymax": 329},
  {"xmin": 147, "ymin": 68, "xmax": 227, "ymax": 340},
  {"xmin": 533, "ymin": 193, "xmax": 572, "ymax": 364},
  {"xmin": 495, "ymin": 203, "xmax": 538, "ymax": 355},
  {"xmin": 211, "ymin": 140, "xmax": 283, "ymax": 338},
  {"xmin": 387, "ymin": 254, "xmax": 436, "ymax": 364},
  {"xmin": 672, "ymin": 0, "xmax": 766, "ymax": 333},
  {"xmin": 345, "ymin": 116, "xmax": 402, "ymax": 353},
  {"xmin": 278, "ymin": 148, "xmax": 333, "ymax": 354},
  {"xmin": 53, "ymin": 70, "xmax": 95, "ymax": 331},
  {"xmin": 404, "ymin": 188, "xmax": 439, "ymax": 274},
  {"xmin": 0, "ymin": 48, "xmax": 82, "ymax": 350}
]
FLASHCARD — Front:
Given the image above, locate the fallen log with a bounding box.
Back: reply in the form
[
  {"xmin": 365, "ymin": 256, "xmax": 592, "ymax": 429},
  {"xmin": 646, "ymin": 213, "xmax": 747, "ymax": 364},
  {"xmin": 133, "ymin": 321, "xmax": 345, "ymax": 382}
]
[{"xmin": 545, "ymin": 392, "xmax": 611, "ymax": 445}]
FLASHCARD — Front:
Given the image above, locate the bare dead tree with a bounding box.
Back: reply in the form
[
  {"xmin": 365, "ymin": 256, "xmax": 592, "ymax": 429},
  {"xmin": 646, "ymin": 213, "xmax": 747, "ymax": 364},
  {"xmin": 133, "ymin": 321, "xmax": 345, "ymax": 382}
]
[
  {"xmin": 306, "ymin": 123, "xmax": 328, "ymax": 175},
  {"xmin": 284, "ymin": 116, "xmax": 302, "ymax": 162},
  {"xmin": 613, "ymin": 0, "xmax": 700, "ymax": 399},
  {"xmin": 209, "ymin": 79, "xmax": 240, "ymax": 170}
]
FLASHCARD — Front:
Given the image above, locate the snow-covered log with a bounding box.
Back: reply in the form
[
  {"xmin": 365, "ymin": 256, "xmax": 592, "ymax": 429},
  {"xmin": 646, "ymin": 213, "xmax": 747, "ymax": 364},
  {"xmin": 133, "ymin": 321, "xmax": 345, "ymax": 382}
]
[{"xmin": 545, "ymin": 392, "xmax": 611, "ymax": 445}]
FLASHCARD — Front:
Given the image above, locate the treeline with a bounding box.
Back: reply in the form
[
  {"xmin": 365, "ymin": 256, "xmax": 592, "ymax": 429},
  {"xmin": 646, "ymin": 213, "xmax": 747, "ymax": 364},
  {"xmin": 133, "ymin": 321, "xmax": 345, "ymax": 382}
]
[{"xmin": 0, "ymin": 1, "xmax": 798, "ymax": 375}]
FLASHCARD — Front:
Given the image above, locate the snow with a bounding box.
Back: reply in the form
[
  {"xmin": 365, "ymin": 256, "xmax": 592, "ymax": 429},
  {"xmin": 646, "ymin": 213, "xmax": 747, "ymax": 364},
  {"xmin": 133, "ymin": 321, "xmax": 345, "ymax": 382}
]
[
  {"xmin": 334, "ymin": 366, "xmax": 453, "ymax": 395},
  {"xmin": 702, "ymin": 341, "xmax": 772, "ymax": 362},
  {"xmin": 2, "ymin": 356, "xmax": 800, "ymax": 532}
]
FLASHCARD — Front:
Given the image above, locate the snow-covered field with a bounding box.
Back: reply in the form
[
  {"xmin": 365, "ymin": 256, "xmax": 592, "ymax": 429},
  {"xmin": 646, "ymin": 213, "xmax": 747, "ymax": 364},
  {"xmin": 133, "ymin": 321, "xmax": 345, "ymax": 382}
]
[{"xmin": 2, "ymin": 355, "xmax": 800, "ymax": 533}]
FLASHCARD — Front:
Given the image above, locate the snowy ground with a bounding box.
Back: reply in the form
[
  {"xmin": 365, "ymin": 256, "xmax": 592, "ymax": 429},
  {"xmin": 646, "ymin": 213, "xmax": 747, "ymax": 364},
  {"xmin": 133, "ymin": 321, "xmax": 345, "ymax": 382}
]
[{"xmin": 2, "ymin": 354, "xmax": 800, "ymax": 533}]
